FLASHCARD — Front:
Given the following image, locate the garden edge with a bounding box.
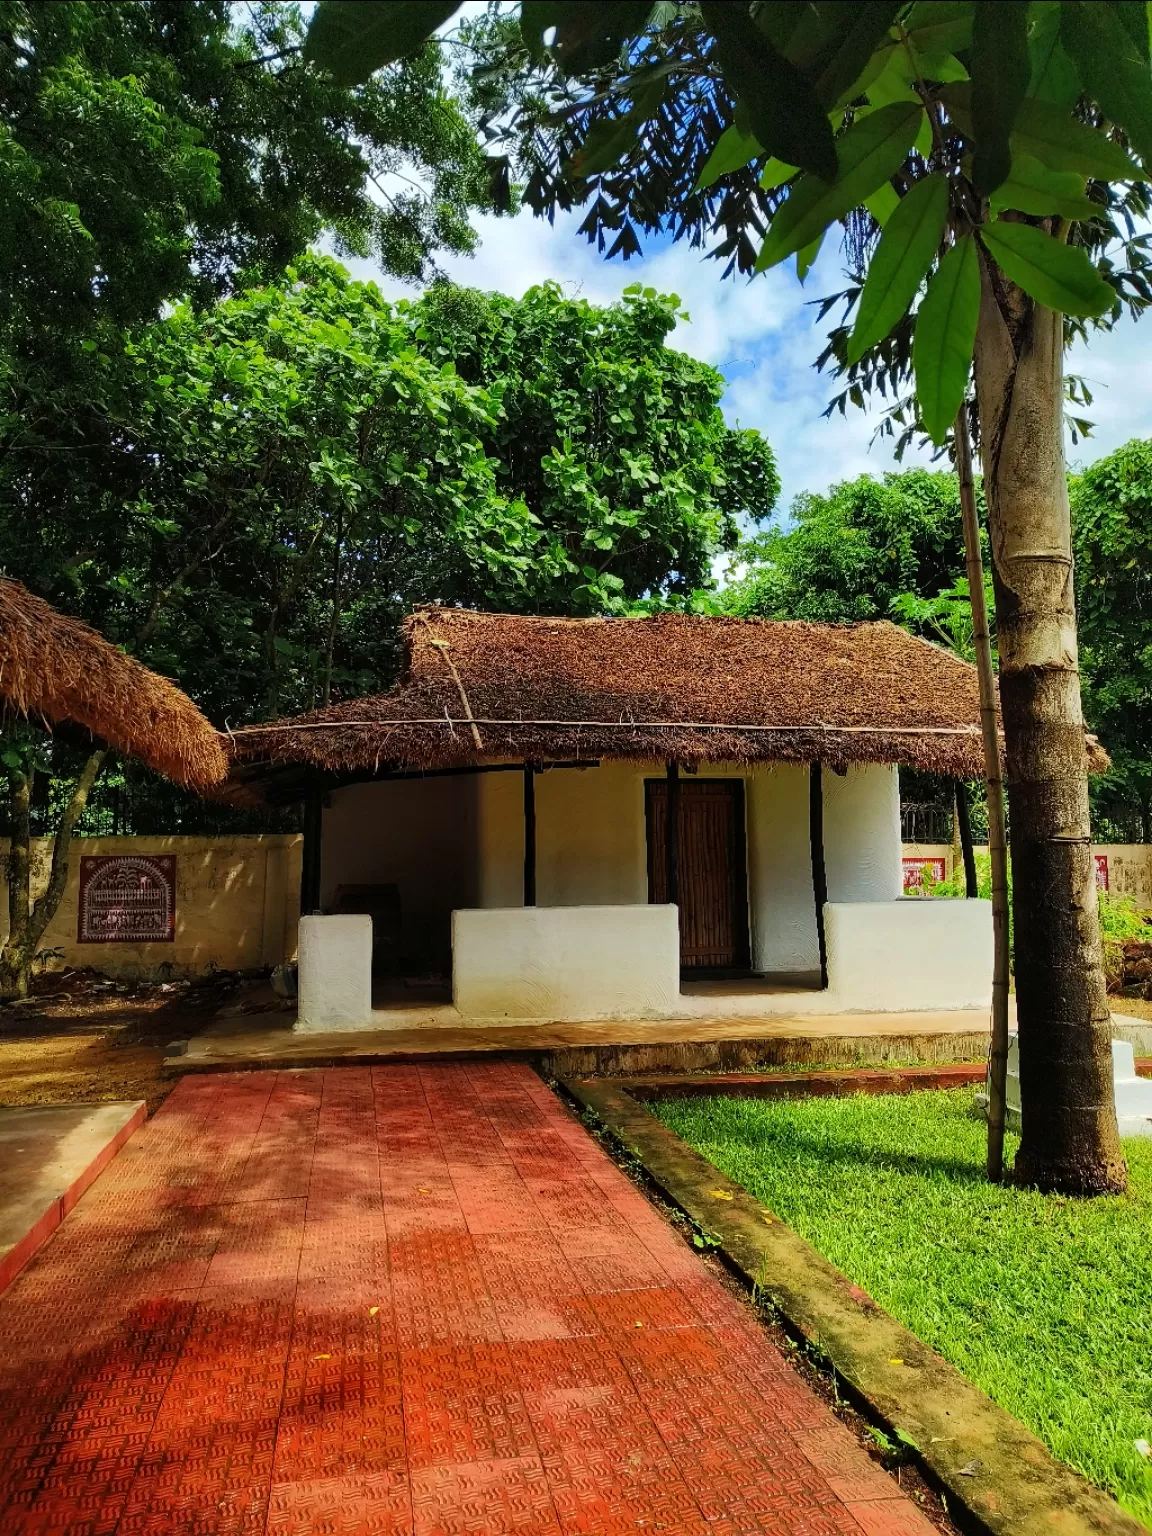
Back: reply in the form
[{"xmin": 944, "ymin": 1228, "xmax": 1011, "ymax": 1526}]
[{"xmin": 561, "ymin": 1077, "xmax": 1146, "ymax": 1536}]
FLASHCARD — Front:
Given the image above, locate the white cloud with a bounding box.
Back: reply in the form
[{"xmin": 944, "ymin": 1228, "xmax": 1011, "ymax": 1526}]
[{"xmin": 345, "ymin": 199, "xmax": 1152, "ymax": 511}]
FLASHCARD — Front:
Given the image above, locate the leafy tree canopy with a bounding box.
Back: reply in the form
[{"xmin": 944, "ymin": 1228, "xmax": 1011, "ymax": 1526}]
[
  {"xmin": 1071, "ymin": 437, "xmax": 1152, "ymax": 841},
  {"xmin": 0, "ymin": 0, "xmax": 495, "ymax": 345},
  {"xmin": 407, "ymin": 279, "xmax": 779, "ymax": 610},
  {"xmin": 722, "ymin": 468, "xmax": 969, "ymax": 623},
  {"xmin": 0, "ymin": 258, "xmax": 778, "ymax": 731}
]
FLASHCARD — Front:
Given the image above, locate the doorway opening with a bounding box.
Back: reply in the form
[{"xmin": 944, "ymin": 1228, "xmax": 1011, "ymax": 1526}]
[{"xmin": 646, "ymin": 778, "xmax": 751, "ymax": 975}]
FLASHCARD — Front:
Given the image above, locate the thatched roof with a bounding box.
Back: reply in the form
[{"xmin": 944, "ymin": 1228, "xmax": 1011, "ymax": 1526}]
[
  {"xmin": 228, "ymin": 607, "xmax": 1109, "ymax": 785},
  {"xmin": 0, "ymin": 578, "xmax": 227, "ymax": 788}
]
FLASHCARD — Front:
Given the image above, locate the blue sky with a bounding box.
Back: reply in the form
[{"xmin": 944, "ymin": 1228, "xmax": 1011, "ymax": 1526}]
[
  {"xmin": 342, "ymin": 2, "xmax": 1152, "ymax": 525},
  {"xmin": 351, "ymin": 198, "xmax": 1151, "ymax": 523}
]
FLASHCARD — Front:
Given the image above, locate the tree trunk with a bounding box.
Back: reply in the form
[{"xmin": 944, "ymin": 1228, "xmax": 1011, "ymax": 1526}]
[
  {"xmin": 0, "ymin": 750, "xmax": 106, "ymax": 1002},
  {"xmin": 973, "ymin": 258, "xmax": 1125, "ymax": 1196},
  {"xmin": 0, "ymin": 769, "xmax": 33, "ymax": 1000},
  {"xmin": 953, "ymin": 411, "xmax": 1012, "ymax": 1181}
]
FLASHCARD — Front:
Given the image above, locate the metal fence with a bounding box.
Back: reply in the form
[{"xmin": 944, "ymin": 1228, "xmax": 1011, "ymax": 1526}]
[{"xmin": 901, "ymin": 802, "xmax": 954, "ymax": 844}]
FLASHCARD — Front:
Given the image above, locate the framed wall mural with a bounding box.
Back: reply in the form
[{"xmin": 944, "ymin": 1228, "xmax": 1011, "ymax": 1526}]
[
  {"xmin": 78, "ymin": 855, "xmax": 176, "ymax": 943},
  {"xmin": 902, "ymin": 856, "xmax": 947, "ymax": 893}
]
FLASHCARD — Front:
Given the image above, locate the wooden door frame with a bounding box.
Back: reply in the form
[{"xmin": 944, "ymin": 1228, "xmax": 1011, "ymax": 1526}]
[{"xmin": 644, "ymin": 777, "xmax": 752, "ymax": 974}]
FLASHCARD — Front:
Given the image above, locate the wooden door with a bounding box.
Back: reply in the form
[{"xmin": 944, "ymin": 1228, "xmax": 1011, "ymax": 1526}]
[{"xmin": 646, "ymin": 780, "xmax": 750, "ymax": 972}]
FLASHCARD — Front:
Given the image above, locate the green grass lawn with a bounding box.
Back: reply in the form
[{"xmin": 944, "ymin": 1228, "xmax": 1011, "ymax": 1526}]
[{"xmin": 656, "ymin": 1089, "xmax": 1152, "ymax": 1526}]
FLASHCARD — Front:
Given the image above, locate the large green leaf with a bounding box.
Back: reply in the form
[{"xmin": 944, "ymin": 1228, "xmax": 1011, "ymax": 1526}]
[
  {"xmin": 979, "ymin": 219, "xmax": 1116, "ymax": 317},
  {"xmin": 940, "ymin": 86, "xmax": 1147, "ymax": 180},
  {"xmin": 810, "ymin": 3, "xmax": 905, "ymax": 108},
  {"xmin": 759, "ymin": 156, "xmax": 798, "ymax": 191},
  {"xmin": 1027, "ymin": 3, "xmax": 1080, "ymax": 108},
  {"xmin": 969, "ymin": 1, "xmax": 1031, "ymax": 195},
  {"xmin": 913, "ymin": 233, "xmax": 980, "ymax": 445},
  {"xmin": 849, "ymin": 173, "xmax": 948, "ymax": 363},
  {"xmin": 903, "ymin": 1, "xmax": 974, "ymax": 56},
  {"xmin": 988, "ymin": 155, "xmax": 1100, "ymax": 221},
  {"xmin": 796, "ymin": 232, "xmax": 824, "ymax": 282},
  {"xmin": 701, "ymin": 2, "xmax": 837, "ymax": 180},
  {"xmin": 756, "ymin": 101, "xmax": 923, "ymax": 271},
  {"xmin": 1060, "ymin": 2, "xmax": 1152, "ymax": 170},
  {"xmin": 864, "ymin": 181, "xmax": 900, "ymax": 225},
  {"xmin": 696, "ymin": 124, "xmax": 761, "ymax": 190},
  {"xmin": 305, "ymin": 1, "xmax": 460, "ymax": 85}
]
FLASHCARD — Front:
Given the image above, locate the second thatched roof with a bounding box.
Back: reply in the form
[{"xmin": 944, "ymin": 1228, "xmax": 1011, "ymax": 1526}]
[
  {"xmin": 0, "ymin": 578, "xmax": 228, "ymax": 789},
  {"xmin": 228, "ymin": 606, "xmax": 1108, "ymax": 783}
]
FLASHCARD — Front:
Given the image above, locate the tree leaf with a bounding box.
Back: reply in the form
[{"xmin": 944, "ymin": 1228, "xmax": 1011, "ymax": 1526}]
[
  {"xmin": 1027, "ymin": 3, "xmax": 1080, "ymax": 108},
  {"xmin": 759, "ymin": 156, "xmax": 798, "ymax": 191},
  {"xmin": 304, "ymin": 1, "xmax": 461, "ymax": 85},
  {"xmin": 797, "ymin": 232, "xmax": 824, "ymax": 282},
  {"xmin": 979, "ymin": 219, "xmax": 1116, "ymax": 317},
  {"xmin": 989, "ymin": 155, "xmax": 1100, "ymax": 221},
  {"xmin": 756, "ymin": 101, "xmax": 923, "ymax": 271},
  {"xmin": 940, "ymin": 86, "xmax": 1147, "ymax": 180},
  {"xmin": 913, "ymin": 233, "xmax": 980, "ymax": 445},
  {"xmin": 701, "ymin": 2, "xmax": 837, "ymax": 180},
  {"xmin": 1060, "ymin": 2, "xmax": 1152, "ymax": 170},
  {"xmin": 810, "ymin": 3, "xmax": 905, "ymax": 109},
  {"xmin": 849, "ymin": 173, "xmax": 948, "ymax": 363},
  {"xmin": 864, "ymin": 181, "xmax": 900, "ymax": 225},
  {"xmin": 903, "ymin": 2, "xmax": 974, "ymax": 57},
  {"xmin": 970, "ymin": 1, "xmax": 1031, "ymax": 195},
  {"xmin": 696, "ymin": 124, "xmax": 762, "ymax": 191}
]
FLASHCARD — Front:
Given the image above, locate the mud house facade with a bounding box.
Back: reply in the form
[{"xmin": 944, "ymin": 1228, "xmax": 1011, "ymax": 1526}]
[{"xmin": 228, "ymin": 608, "xmax": 1105, "ymax": 1033}]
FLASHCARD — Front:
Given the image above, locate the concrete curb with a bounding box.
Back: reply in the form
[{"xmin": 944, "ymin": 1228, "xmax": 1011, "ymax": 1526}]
[
  {"xmin": 563, "ymin": 1078, "xmax": 1145, "ymax": 1536},
  {"xmin": 0, "ymin": 1101, "xmax": 147, "ymax": 1296}
]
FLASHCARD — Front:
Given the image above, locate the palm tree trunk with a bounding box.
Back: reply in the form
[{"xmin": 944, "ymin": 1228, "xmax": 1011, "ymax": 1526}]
[{"xmin": 972, "ymin": 259, "xmax": 1124, "ymax": 1196}]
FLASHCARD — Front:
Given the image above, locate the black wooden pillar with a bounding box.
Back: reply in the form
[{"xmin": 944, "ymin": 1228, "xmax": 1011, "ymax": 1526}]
[
  {"xmin": 523, "ymin": 763, "xmax": 537, "ymax": 907},
  {"xmin": 665, "ymin": 761, "xmax": 681, "ymax": 907},
  {"xmin": 955, "ymin": 779, "xmax": 979, "ymax": 898},
  {"xmin": 809, "ymin": 763, "xmax": 828, "ymax": 988},
  {"xmin": 300, "ymin": 788, "xmax": 324, "ymax": 916}
]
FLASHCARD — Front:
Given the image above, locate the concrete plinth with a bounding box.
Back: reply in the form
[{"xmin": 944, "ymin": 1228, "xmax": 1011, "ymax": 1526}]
[{"xmin": 296, "ymin": 914, "xmax": 373, "ymax": 1031}]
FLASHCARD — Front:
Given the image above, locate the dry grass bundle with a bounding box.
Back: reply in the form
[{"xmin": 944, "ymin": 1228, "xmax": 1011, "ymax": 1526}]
[
  {"xmin": 229, "ymin": 607, "xmax": 1108, "ymax": 783},
  {"xmin": 0, "ymin": 578, "xmax": 227, "ymax": 788}
]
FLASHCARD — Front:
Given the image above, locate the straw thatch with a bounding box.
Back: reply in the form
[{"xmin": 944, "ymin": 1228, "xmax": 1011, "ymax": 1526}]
[
  {"xmin": 229, "ymin": 607, "xmax": 1109, "ymax": 784},
  {"xmin": 0, "ymin": 578, "xmax": 227, "ymax": 788}
]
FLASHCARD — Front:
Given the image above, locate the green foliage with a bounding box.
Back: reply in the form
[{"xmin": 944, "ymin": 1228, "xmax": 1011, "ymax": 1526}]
[
  {"xmin": 911, "ymin": 233, "xmax": 982, "ymax": 443},
  {"xmin": 890, "ymin": 575, "xmax": 994, "ymax": 663},
  {"xmin": 979, "ymin": 219, "xmax": 1115, "ymax": 317},
  {"xmin": 848, "ymin": 172, "xmax": 948, "ymax": 364},
  {"xmin": 722, "ymin": 469, "xmax": 969, "ymax": 623},
  {"xmin": 377, "ymin": 1, "xmax": 1152, "ymax": 447},
  {"xmin": 1071, "ymin": 436, "xmax": 1152, "ymax": 842},
  {"xmin": 0, "ymin": 0, "xmax": 494, "ymax": 346},
  {"xmin": 406, "ymin": 279, "xmax": 779, "ymax": 613},
  {"xmin": 1097, "ymin": 891, "xmax": 1152, "ymax": 990},
  {"xmin": 656, "ymin": 1090, "xmax": 1152, "ymax": 1524},
  {"xmin": 0, "ymin": 259, "xmax": 777, "ymax": 730}
]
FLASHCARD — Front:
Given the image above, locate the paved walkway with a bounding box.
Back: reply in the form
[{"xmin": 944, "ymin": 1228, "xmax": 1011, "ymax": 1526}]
[{"xmin": 0, "ymin": 1064, "xmax": 937, "ymax": 1535}]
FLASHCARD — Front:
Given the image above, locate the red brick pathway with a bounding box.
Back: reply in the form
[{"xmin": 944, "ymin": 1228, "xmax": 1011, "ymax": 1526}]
[{"xmin": 0, "ymin": 1064, "xmax": 937, "ymax": 1535}]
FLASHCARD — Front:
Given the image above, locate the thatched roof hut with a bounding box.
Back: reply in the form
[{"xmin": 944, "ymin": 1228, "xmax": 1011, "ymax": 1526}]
[
  {"xmin": 0, "ymin": 577, "xmax": 227, "ymax": 788},
  {"xmin": 228, "ymin": 606, "xmax": 1108, "ymax": 788}
]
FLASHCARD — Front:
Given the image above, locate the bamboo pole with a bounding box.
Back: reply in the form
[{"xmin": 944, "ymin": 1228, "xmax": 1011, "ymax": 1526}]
[{"xmin": 953, "ymin": 409, "xmax": 1012, "ymax": 1182}]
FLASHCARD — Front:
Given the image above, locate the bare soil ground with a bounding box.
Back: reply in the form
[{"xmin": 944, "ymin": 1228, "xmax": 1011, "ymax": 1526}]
[{"xmin": 0, "ymin": 971, "xmax": 281, "ymax": 1112}]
